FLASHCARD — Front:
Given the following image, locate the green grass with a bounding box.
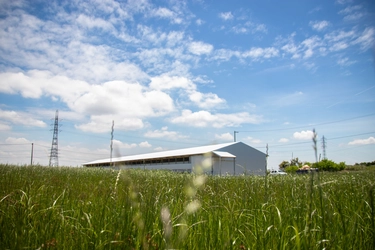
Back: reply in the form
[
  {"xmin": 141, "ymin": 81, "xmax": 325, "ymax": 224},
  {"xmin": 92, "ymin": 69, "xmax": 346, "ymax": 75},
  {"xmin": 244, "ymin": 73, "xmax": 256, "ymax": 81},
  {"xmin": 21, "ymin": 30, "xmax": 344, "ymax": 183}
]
[{"xmin": 1, "ymin": 164, "xmax": 374, "ymax": 249}]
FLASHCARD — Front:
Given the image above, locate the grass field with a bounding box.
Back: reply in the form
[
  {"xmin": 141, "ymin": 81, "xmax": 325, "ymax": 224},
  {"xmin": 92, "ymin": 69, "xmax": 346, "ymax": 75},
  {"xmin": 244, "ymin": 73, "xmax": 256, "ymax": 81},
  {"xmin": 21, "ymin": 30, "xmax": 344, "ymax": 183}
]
[{"xmin": 1, "ymin": 164, "xmax": 374, "ymax": 249}]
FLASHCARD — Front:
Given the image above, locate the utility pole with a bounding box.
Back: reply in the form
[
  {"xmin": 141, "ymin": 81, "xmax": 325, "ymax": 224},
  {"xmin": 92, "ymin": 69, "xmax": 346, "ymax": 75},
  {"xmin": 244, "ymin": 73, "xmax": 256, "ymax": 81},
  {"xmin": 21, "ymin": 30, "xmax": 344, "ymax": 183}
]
[
  {"xmin": 49, "ymin": 110, "xmax": 59, "ymax": 167},
  {"xmin": 264, "ymin": 143, "xmax": 269, "ymax": 202},
  {"xmin": 110, "ymin": 120, "xmax": 114, "ymax": 168},
  {"xmin": 265, "ymin": 144, "xmax": 269, "ymax": 175},
  {"xmin": 234, "ymin": 131, "xmax": 239, "ymax": 142},
  {"xmin": 322, "ymin": 136, "xmax": 327, "ymax": 160},
  {"xmin": 30, "ymin": 143, "xmax": 34, "ymax": 166}
]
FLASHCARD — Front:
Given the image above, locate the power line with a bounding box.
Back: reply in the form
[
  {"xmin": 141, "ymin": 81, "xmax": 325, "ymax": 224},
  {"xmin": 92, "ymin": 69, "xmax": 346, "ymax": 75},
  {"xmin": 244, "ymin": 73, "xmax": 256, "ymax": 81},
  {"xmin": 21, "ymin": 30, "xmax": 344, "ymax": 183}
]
[
  {"xmin": 269, "ymin": 131, "xmax": 375, "ymax": 148},
  {"xmin": 237, "ymin": 113, "xmax": 375, "ymax": 133}
]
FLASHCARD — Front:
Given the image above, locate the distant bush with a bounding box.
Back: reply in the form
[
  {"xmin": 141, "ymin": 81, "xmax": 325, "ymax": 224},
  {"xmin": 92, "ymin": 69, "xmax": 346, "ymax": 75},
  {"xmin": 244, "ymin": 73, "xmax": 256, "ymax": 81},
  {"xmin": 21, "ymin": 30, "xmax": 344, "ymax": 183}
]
[
  {"xmin": 312, "ymin": 159, "xmax": 346, "ymax": 172},
  {"xmin": 354, "ymin": 160, "xmax": 375, "ymax": 167},
  {"xmin": 284, "ymin": 165, "xmax": 299, "ymax": 173}
]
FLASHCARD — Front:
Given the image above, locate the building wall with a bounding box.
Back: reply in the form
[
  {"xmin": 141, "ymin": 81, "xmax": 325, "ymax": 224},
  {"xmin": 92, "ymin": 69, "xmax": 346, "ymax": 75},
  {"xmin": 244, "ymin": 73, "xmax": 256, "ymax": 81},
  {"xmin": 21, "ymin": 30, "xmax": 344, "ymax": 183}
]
[
  {"xmin": 85, "ymin": 142, "xmax": 266, "ymax": 175},
  {"xmin": 212, "ymin": 157, "xmax": 236, "ymax": 175},
  {"xmin": 119, "ymin": 161, "xmax": 193, "ymax": 172},
  {"xmin": 220, "ymin": 142, "xmax": 266, "ymax": 175}
]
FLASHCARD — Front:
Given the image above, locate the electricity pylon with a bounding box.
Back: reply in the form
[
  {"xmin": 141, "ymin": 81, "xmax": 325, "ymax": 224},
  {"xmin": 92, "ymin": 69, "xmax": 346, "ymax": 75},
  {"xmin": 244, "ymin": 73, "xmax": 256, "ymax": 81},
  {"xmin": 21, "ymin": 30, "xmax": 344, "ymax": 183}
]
[
  {"xmin": 322, "ymin": 136, "xmax": 327, "ymax": 160},
  {"xmin": 49, "ymin": 110, "xmax": 59, "ymax": 167}
]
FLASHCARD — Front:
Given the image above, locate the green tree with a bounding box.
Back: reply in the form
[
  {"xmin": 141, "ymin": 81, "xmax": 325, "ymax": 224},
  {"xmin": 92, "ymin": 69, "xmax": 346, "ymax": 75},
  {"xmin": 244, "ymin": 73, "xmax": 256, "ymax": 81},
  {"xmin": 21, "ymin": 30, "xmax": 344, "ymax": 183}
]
[
  {"xmin": 290, "ymin": 157, "xmax": 302, "ymax": 167},
  {"xmin": 285, "ymin": 165, "xmax": 299, "ymax": 173},
  {"xmin": 313, "ymin": 159, "xmax": 346, "ymax": 171},
  {"xmin": 279, "ymin": 160, "xmax": 290, "ymax": 169}
]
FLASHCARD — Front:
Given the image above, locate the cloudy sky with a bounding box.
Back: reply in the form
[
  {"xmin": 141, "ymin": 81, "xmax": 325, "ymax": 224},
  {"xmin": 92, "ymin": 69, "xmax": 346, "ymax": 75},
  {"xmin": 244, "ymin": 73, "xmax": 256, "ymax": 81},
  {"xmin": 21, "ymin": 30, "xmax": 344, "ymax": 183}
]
[{"xmin": 0, "ymin": 0, "xmax": 374, "ymax": 168}]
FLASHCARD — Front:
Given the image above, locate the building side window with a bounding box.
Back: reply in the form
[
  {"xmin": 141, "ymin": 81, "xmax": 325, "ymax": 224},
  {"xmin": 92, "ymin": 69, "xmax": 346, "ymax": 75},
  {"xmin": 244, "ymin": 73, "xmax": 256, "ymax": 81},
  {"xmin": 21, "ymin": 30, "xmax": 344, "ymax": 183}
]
[{"xmin": 122, "ymin": 156, "xmax": 191, "ymax": 166}]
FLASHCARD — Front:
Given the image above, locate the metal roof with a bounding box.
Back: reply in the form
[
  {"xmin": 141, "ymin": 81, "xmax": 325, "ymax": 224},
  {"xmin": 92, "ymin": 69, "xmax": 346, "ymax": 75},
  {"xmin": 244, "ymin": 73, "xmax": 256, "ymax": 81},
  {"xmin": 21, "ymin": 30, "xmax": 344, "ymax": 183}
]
[
  {"xmin": 212, "ymin": 151, "xmax": 236, "ymax": 158},
  {"xmin": 83, "ymin": 142, "xmax": 238, "ymax": 165}
]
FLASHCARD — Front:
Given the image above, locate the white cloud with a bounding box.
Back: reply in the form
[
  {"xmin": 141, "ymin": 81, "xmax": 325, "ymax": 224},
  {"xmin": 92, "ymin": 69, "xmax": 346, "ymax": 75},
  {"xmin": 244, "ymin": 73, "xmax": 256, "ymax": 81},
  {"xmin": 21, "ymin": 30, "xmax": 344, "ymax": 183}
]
[
  {"xmin": 352, "ymin": 27, "xmax": 375, "ymax": 50},
  {"xmin": 212, "ymin": 47, "xmax": 279, "ymax": 62},
  {"xmin": 0, "ymin": 71, "xmax": 177, "ymax": 133},
  {"xmin": 149, "ymin": 75, "xmax": 195, "ymax": 91},
  {"xmin": 243, "ymin": 47, "xmax": 279, "ymax": 59},
  {"xmin": 113, "ymin": 139, "xmax": 138, "ymax": 149},
  {"xmin": 245, "ymin": 137, "xmax": 262, "ymax": 144},
  {"xmin": 71, "ymin": 81, "xmax": 175, "ymax": 129},
  {"xmin": 196, "ymin": 19, "xmax": 204, "ymax": 25},
  {"xmin": 188, "ymin": 91, "xmax": 226, "ymax": 109},
  {"xmin": 309, "ymin": 20, "xmax": 330, "ymax": 31},
  {"xmin": 152, "ymin": 7, "xmax": 174, "ymax": 18},
  {"xmin": 150, "ymin": 7, "xmax": 183, "ymax": 24},
  {"xmin": 279, "ymin": 138, "xmax": 289, "ymax": 143},
  {"xmin": 193, "ymin": 75, "xmax": 213, "ymax": 84},
  {"xmin": 215, "ymin": 133, "xmax": 233, "ymax": 141},
  {"xmin": 5, "ymin": 137, "xmax": 30, "ymax": 144},
  {"xmin": 219, "ymin": 12, "xmax": 233, "ymax": 21},
  {"xmin": 76, "ymin": 14, "xmax": 114, "ymax": 32},
  {"xmin": 337, "ymin": 57, "xmax": 356, "ymax": 66},
  {"xmin": 154, "ymin": 147, "xmax": 164, "ymax": 151},
  {"xmin": 0, "ymin": 109, "xmax": 46, "ymax": 127},
  {"xmin": 139, "ymin": 141, "xmax": 152, "ymax": 148},
  {"xmin": 324, "ymin": 30, "xmax": 356, "ymax": 42},
  {"xmin": 254, "ymin": 24, "xmax": 267, "ymax": 33},
  {"xmin": 144, "ymin": 127, "xmax": 188, "ymax": 140},
  {"xmin": 171, "ymin": 110, "xmax": 263, "ymax": 128},
  {"xmin": 232, "ymin": 26, "xmax": 248, "ymax": 34},
  {"xmin": 343, "ymin": 12, "xmax": 364, "ymax": 21},
  {"xmin": 76, "ymin": 115, "xmax": 145, "ymax": 133},
  {"xmin": 336, "ymin": 0, "xmax": 353, "ymax": 4},
  {"xmin": 0, "ymin": 137, "xmax": 52, "ymax": 165},
  {"xmin": 338, "ymin": 5, "xmax": 365, "ymax": 21},
  {"xmin": 348, "ymin": 137, "xmax": 375, "ymax": 145},
  {"xmin": 293, "ymin": 130, "xmax": 314, "ymax": 140},
  {"xmin": 0, "ymin": 10, "xmax": 147, "ymax": 84},
  {"xmin": 338, "ymin": 5, "xmax": 362, "ymax": 15},
  {"xmin": 281, "ymin": 43, "xmax": 300, "ymax": 58},
  {"xmin": 211, "ymin": 49, "xmax": 240, "ymax": 61},
  {"xmin": 0, "ymin": 123, "xmax": 12, "ymax": 130},
  {"xmin": 231, "ymin": 22, "xmax": 267, "ymax": 34},
  {"xmin": 188, "ymin": 41, "xmax": 214, "ymax": 55},
  {"xmin": 149, "ymin": 75, "xmax": 225, "ymax": 109},
  {"xmin": 330, "ymin": 41, "xmax": 349, "ymax": 51},
  {"xmin": 301, "ymin": 36, "xmax": 323, "ymax": 59},
  {"xmin": 0, "ymin": 70, "xmax": 89, "ymax": 102}
]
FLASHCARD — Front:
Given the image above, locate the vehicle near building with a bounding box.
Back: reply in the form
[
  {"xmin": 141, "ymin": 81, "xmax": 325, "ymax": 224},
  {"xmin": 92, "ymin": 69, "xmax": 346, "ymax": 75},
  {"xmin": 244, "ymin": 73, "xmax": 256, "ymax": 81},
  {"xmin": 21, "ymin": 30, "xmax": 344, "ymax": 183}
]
[{"xmin": 269, "ymin": 169, "xmax": 287, "ymax": 175}]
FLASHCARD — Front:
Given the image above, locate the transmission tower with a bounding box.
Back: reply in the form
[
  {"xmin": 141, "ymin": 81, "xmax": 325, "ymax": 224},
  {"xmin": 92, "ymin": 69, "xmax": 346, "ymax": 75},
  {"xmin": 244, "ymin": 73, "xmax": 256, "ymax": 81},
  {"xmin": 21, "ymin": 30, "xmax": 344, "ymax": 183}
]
[
  {"xmin": 110, "ymin": 120, "xmax": 114, "ymax": 167},
  {"xmin": 49, "ymin": 110, "xmax": 59, "ymax": 167},
  {"xmin": 322, "ymin": 136, "xmax": 327, "ymax": 160}
]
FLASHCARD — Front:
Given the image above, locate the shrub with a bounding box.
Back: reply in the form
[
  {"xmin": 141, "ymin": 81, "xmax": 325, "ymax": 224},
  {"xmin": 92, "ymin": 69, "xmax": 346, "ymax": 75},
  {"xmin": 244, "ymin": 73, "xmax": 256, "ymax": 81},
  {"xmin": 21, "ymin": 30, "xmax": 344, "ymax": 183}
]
[
  {"xmin": 313, "ymin": 159, "xmax": 346, "ymax": 172},
  {"xmin": 285, "ymin": 165, "xmax": 299, "ymax": 173}
]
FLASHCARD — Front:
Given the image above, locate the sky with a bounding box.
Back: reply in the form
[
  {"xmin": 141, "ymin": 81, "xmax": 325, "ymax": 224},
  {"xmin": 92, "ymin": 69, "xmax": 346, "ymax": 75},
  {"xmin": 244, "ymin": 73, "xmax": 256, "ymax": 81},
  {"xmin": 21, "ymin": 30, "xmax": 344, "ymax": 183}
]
[{"xmin": 0, "ymin": 0, "xmax": 374, "ymax": 169}]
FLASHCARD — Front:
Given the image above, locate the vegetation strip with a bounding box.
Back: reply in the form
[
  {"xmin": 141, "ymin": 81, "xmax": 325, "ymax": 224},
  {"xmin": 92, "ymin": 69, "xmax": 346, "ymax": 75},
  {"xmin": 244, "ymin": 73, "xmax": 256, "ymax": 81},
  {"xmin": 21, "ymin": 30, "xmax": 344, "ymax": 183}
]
[{"xmin": 0, "ymin": 164, "xmax": 374, "ymax": 249}]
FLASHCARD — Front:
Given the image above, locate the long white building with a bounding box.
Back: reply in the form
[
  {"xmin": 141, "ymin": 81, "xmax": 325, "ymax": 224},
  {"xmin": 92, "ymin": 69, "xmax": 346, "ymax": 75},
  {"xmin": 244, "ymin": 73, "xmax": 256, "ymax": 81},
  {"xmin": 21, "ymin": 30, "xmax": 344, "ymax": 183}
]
[{"xmin": 83, "ymin": 142, "xmax": 267, "ymax": 175}]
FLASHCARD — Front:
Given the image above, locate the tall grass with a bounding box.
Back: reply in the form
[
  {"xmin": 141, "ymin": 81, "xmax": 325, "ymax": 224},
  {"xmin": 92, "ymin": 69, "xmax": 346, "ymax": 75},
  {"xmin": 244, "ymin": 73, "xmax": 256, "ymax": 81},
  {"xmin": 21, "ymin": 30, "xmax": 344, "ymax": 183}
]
[{"xmin": 0, "ymin": 164, "xmax": 374, "ymax": 249}]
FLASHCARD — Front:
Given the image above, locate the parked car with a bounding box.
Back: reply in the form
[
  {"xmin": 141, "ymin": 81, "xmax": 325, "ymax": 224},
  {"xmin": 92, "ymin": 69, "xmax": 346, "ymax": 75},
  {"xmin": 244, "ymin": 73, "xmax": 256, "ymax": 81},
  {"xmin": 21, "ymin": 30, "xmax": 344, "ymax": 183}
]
[{"xmin": 269, "ymin": 169, "xmax": 287, "ymax": 175}]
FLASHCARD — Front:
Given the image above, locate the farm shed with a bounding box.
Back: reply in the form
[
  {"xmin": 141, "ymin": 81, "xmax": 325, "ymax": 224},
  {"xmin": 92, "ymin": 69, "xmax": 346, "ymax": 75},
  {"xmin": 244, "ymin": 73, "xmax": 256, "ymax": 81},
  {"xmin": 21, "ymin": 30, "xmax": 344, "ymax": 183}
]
[{"xmin": 83, "ymin": 142, "xmax": 266, "ymax": 175}]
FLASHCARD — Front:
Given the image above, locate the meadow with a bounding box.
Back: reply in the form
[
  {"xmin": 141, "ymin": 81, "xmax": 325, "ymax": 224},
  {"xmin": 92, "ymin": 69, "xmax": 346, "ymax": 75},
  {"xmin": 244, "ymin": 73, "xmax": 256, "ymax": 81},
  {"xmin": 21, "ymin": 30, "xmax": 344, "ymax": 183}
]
[{"xmin": 0, "ymin": 164, "xmax": 374, "ymax": 249}]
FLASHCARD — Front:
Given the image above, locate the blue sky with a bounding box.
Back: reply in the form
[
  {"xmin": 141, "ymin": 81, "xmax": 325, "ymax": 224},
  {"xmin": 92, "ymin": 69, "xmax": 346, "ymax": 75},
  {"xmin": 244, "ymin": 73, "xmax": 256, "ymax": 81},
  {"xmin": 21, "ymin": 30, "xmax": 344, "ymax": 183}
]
[{"xmin": 0, "ymin": 0, "xmax": 374, "ymax": 168}]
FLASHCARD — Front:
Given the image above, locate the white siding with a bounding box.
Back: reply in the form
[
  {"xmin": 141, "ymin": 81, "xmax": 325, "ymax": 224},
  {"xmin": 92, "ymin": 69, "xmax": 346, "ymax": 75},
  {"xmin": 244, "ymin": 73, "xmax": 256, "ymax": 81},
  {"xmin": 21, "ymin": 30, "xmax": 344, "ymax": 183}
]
[
  {"xmin": 120, "ymin": 162, "xmax": 192, "ymax": 172},
  {"xmin": 83, "ymin": 142, "xmax": 266, "ymax": 175},
  {"xmin": 212, "ymin": 156, "xmax": 236, "ymax": 175},
  {"xmin": 220, "ymin": 142, "xmax": 266, "ymax": 175}
]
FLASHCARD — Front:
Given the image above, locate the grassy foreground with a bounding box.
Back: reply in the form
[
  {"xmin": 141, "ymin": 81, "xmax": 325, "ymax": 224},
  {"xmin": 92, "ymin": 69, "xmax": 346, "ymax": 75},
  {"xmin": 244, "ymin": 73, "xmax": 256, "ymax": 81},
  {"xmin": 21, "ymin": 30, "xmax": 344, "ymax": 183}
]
[{"xmin": 0, "ymin": 164, "xmax": 374, "ymax": 249}]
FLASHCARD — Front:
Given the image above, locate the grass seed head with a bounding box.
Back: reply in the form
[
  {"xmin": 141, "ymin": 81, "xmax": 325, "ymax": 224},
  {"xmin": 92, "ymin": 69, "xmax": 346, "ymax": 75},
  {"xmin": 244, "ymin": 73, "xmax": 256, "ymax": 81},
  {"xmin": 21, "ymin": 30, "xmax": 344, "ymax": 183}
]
[
  {"xmin": 185, "ymin": 199, "xmax": 201, "ymax": 214},
  {"xmin": 161, "ymin": 206, "xmax": 172, "ymax": 239}
]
